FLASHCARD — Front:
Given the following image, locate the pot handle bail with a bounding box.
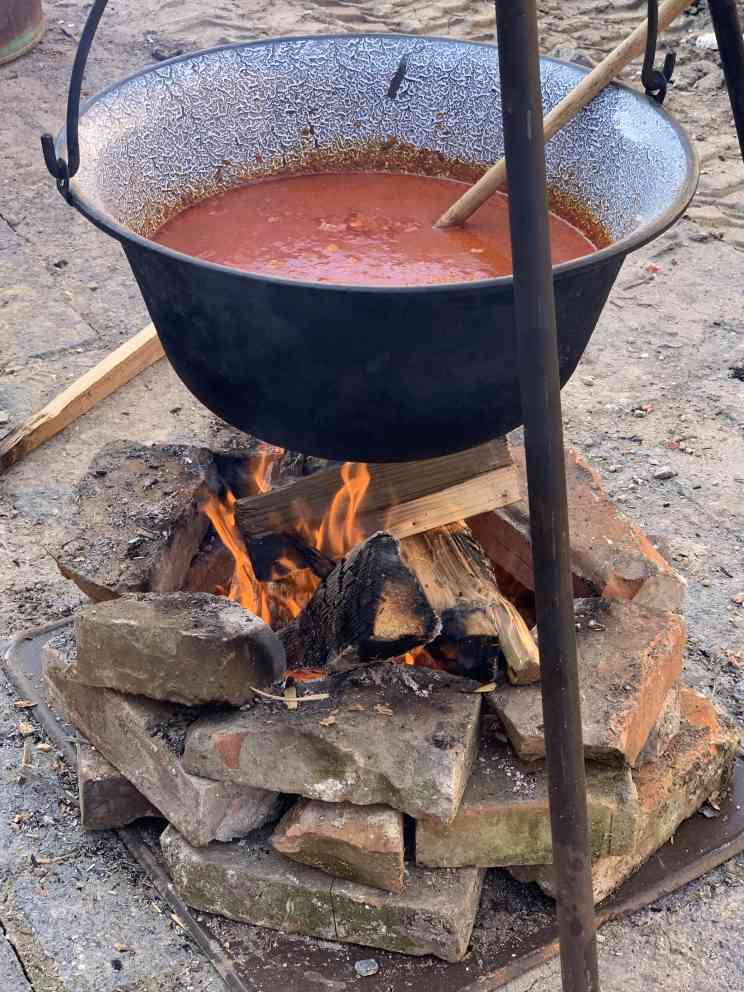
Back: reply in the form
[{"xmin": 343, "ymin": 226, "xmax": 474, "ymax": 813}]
[
  {"xmin": 40, "ymin": 0, "xmax": 109, "ymax": 201},
  {"xmin": 641, "ymin": 0, "xmax": 676, "ymax": 103}
]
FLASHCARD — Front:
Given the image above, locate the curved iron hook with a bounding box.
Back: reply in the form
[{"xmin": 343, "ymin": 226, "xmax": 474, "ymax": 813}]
[
  {"xmin": 642, "ymin": 0, "xmax": 676, "ymax": 103},
  {"xmin": 40, "ymin": 0, "xmax": 110, "ymax": 200}
]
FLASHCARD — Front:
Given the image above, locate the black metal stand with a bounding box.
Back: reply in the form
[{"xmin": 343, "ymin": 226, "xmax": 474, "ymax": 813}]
[
  {"xmin": 493, "ymin": 2, "xmax": 601, "ymax": 991},
  {"xmin": 708, "ymin": 0, "xmax": 744, "ymax": 162}
]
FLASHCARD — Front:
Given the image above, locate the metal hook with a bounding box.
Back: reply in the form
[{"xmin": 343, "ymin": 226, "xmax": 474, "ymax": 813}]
[
  {"xmin": 40, "ymin": 0, "xmax": 110, "ymax": 199},
  {"xmin": 642, "ymin": 0, "xmax": 676, "ymax": 103}
]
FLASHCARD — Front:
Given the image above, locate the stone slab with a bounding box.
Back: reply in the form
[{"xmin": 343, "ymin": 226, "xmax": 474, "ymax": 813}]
[
  {"xmin": 416, "ymin": 719, "xmax": 637, "ymax": 868},
  {"xmin": 486, "ymin": 598, "xmax": 685, "ymax": 766},
  {"xmin": 54, "ymin": 441, "xmax": 219, "ymax": 601},
  {"xmin": 183, "ymin": 664, "xmax": 482, "ymax": 823},
  {"xmin": 78, "ymin": 744, "xmax": 160, "ymax": 830},
  {"xmin": 74, "ymin": 592, "xmax": 285, "ymax": 705},
  {"xmin": 510, "ymin": 688, "xmax": 740, "ymax": 903},
  {"xmin": 161, "ymin": 825, "xmax": 484, "ymax": 962},
  {"xmin": 43, "ymin": 629, "xmax": 282, "ymax": 847},
  {"xmin": 272, "ymin": 799, "xmax": 405, "ymax": 893},
  {"xmin": 469, "ymin": 445, "xmax": 686, "ymax": 609}
]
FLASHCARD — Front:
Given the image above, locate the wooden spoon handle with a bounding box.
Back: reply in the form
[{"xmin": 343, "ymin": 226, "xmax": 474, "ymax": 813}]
[{"xmin": 434, "ymin": 0, "xmax": 690, "ymax": 229}]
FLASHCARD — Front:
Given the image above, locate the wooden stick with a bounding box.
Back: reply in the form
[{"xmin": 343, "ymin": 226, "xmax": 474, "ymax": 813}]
[
  {"xmin": 435, "ymin": 0, "xmax": 690, "ymax": 229},
  {"xmin": 0, "ymin": 324, "xmax": 164, "ymax": 473},
  {"xmin": 235, "ymin": 439, "xmax": 520, "ymax": 550}
]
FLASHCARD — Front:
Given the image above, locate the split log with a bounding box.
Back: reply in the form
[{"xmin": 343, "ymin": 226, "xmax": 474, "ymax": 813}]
[
  {"xmin": 235, "ymin": 439, "xmax": 519, "ymax": 551},
  {"xmin": 279, "ymin": 532, "xmax": 441, "ymax": 672},
  {"xmin": 400, "ymin": 522, "xmax": 540, "ymax": 684}
]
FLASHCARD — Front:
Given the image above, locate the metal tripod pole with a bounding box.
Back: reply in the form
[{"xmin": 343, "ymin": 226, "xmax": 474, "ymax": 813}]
[
  {"xmin": 708, "ymin": 0, "xmax": 744, "ymax": 162},
  {"xmin": 493, "ymin": 2, "xmax": 601, "ymax": 989}
]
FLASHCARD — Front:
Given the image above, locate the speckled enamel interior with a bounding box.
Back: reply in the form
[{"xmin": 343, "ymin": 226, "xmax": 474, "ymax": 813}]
[{"xmin": 69, "ymin": 35, "xmax": 695, "ymax": 241}]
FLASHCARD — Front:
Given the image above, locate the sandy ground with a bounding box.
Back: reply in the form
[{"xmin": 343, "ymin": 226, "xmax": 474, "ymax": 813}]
[{"xmin": 1, "ymin": 0, "xmax": 743, "ymax": 989}]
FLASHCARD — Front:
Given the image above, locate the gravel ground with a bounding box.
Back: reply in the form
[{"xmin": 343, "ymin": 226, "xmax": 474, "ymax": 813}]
[{"xmin": 1, "ymin": 1, "xmax": 743, "ymax": 989}]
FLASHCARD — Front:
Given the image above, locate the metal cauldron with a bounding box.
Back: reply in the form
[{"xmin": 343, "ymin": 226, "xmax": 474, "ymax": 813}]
[{"xmin": 43, "ymin": 22, "xmax": 698, "ymax": 462}]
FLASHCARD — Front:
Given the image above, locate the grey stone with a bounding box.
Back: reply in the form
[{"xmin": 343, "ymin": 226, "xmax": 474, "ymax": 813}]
[
  {"xmin": 54, "ymin": 441, "xmax": 219, "ymax": 602},
  {"xmin": 74, "ymin": 592, "xmax": 285, "ymax": 705},
  {"xmin": 78, "ymin": 744, "xmax": 160, "ymax": 830},
  {"xmin": 161, "ymin": 826, "xmax": 484, "ymax": 962},
  {"xmin": 183, "ymin": 664, "xmax": 482, "ymax": 823},
  {"xmin": 43, "ymin": 631, "xmax": 281, "ymax": 847},
  {"xmin": 354, "ymin": 960, "xmax": 380, "ymax": 977},
  {"xmin": 653, "ymin": 466, "xmax": 678, "ymax": 480},
  {"xmin": 416, "ymin": 722, "xmax": 638, "ymax": 868},
  {"xmin": 272, "ymin": 799, "xmax": 405, "ymax": 892}
]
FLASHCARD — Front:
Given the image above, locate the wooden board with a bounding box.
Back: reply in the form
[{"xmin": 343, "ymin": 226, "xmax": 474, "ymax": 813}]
[
  {"xmin": 235, "ymin": 439, "xmax": 519, "ymax": 549},
  {"xmin": 0, "ymin": 323, "xmax": 164, "ymax": 473}
]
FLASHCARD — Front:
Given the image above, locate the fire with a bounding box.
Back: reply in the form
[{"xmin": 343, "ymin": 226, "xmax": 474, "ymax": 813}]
[
  {"xmin": 202, "ymin": 449, "xmax": 371, "ymax": 630},
  {"xmin": 201, "ymin": 487, "xmax": 272, "ymax": 624},
  {"xmin": 401, "ymin": 645, "xmax": 448, "ymax": 671},
  {"xmin": 314, "ymin": 461, "xmax": 371, "ymax": 558},
  {"xmin": 251, "ymin": 444, "xmax": 281, "ymax": 494},
  {"xmin": 202, "ymin": 452, "xmax": 445, "ymax": 676}
]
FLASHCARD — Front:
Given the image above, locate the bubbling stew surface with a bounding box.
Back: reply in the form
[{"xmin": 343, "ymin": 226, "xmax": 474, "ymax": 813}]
[{"xmin": 153, "ymin": 172, "xmax": 599, "ymax": 286}]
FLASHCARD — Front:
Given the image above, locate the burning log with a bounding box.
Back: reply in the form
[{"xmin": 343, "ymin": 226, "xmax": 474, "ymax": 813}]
[
  {"xmin": 400, "ymin": 522, "xmax": 540, "ymax": 684},
  {"xmin": 279, "ymin": 532, "xmax": 440, "ymax": 672},
  {"xmin": 235, "ymin": 439, "xmax": 518, "ymax": 554}
]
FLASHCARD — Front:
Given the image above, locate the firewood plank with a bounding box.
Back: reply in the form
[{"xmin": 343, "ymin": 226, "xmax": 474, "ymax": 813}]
[
  {"xmin": 0, "ymin": 324, "xmax": 164, "ymax": 474},
  {"xmin": 400, "ymin": 522, "xmax": 540, "ymax": 684},
  {"xmin": 235, "ymin": 439, "xmax": 518, "ymax": 548}
]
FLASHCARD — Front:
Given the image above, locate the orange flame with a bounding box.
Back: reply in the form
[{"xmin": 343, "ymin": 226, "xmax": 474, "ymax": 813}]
[
  {"xmin": 251, "ymin": 445, "xmax": 283, "ymax": 494},
  {"xmin": 201, "ymin": 455, "xmax": 372, "ymax": 632},
  {"xmin": 201, "ymin": 489, "xmax": 272, "ymax": 624},
  {"xmin": 400, "ymin": 645, "xmax": 448, "ymax": 672},
  {"xmin": 315, "ymin": 462, "xmax": 371, "ymax": 557}
]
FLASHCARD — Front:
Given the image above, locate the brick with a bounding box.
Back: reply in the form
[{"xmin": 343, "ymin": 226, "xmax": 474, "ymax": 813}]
[
  {"xmin": 486, "ymin": 599, "xmax": 685, "ymax": 766},
  {"xmin": 272, "ymin": 800, "xmax": 405, "ymax": 893},
  {"xmin": 78, "ymin": 745, "xmax": 160, "ymax": 831},
  {"xmin": 468, "ymin": 445, "xmax": 685, "ymax": 608},
  {"xmin": 74, "ymin": 592, "xmax": 285, "ymax": 705},
  {"xmin": 161, "ymin": 826, "xmax": 484, "ymax": 962},
  {"xmin": 634, "ymin": 686, "xmax": 681, "ymax": 767},
  {"xmin": 54, "ymin": 441, "xmax": 219, "ymax": 602},
  {"xmin": 416, "ymin": 721, "xmax": 637, "ymax": 868},
  {"xmin": 510, "ymin": 688, "xmax": 740, "ymax": 903},
  {"xmin": 43, "ymin": 630, "xmax": 282, "ymax": 847},
  {"xmin": 183, "ymin": 664, "xmax": 481, "ymax": 824}
]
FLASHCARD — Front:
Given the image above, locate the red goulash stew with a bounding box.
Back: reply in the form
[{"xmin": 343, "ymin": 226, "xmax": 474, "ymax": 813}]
[{"xmin": 153, "ymin": 173, "xmax": 599, "ymax": 287}]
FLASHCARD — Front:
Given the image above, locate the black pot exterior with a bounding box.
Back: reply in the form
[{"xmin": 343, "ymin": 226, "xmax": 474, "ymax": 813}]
[
  {"xmin": 55, "ymin": 35, "xmax": 698, "ymax": 462},
  {"xmin": 123, "ymin": 240, "xmax": 623, "ymax": 462}
]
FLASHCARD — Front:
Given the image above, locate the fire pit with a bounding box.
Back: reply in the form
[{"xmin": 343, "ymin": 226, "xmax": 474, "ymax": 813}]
[
  {"xmin": 43, "ymin": 31, "xmax": 696, "ymax": 461},
  {"xmin": 34, "ymin": 438, "xmax": 738, "ymax": 970}
]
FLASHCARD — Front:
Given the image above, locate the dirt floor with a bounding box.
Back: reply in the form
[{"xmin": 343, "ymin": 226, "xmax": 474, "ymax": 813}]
[{"xmin": 1, "ymin": 0, "xmax": 743, "ymax": 989}]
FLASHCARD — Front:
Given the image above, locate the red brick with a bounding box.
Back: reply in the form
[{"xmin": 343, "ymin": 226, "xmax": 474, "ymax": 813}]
[
  {"xmin": 510, "ymin": 688, "xmax": 740, "ymax": 903},
  {"xmin": 469, "ymin": 446, "xmax": 685, "ymax": 609}
]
